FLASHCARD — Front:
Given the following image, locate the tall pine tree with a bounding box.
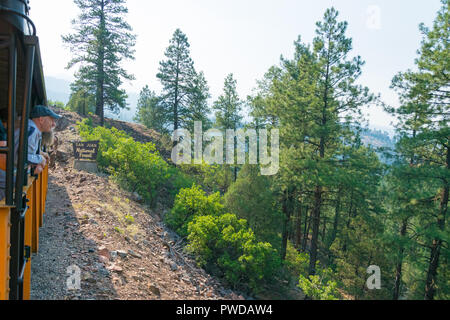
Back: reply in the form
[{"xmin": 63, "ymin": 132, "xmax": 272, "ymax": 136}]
[
  {"xmin": 213, "ymin": 73, "xmax": 243, "ymax": 130},
  {"xmin": 270, "ymin": 8, "xmax": 375, "ymax": 275},
  {"xmin": 62, "ymin": 0, "xmax": 136, "ymax": 126},
  {"xmin": 213, "ymin": 73, "xmax": 243, "ymax": 182},
  {"xmin": 184, "ymin": 71, "xmax": 212, "ymax": 133},
  {"xmin": 389, "ymin": 0, "xmax": 449, "ymax": 300},
  {"xmin": 157, "ymin": 29, "xmax": 196, "ymax": 132},
  {"xmin": 134, "ymin": 85, "xmax": 168, "ymax": 134}
]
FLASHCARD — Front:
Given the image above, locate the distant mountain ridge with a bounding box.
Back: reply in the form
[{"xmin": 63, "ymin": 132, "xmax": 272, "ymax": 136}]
[
  {"xmin": 45, "ymin": 76, "xmax": 395, "ymax": 152},
  {"xmin": 45, "ymin": 76, "xmax": 139, "ymax": 123},
  {"xmin": 45, "ymin": 76, "xmax": 71, "ymax": 104},
  {"xmin": 361, "ymin": 128, "xmax": 395, "ymax": 150}
]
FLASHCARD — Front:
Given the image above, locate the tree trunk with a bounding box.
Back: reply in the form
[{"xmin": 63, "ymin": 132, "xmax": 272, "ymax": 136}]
[
  {"xmin": 281, "ymin": 188, "xmax": 294, "ymax": 261},
  {"xmin": 309, "ymin": 185, "xmax": 322, "ymax": 275},
  {"xmin": 96, "ymin": 0, "xmax": 106, "ymax": 126},
  {"xmin": 424, "ymin": 236, "xmax": 444, "ymax": 300},
  {"xmin": 309, "ymin": 127, "xmax": 325, "ymax": 275},
  {"xmin": 394, "ymin": 127, "xmax": 417, "ymax": 300},
  {"xmin": 424, "ymin": 146, "xmax": 449, "ymax": 300},
  {"xmin": 393, "ymin": 218, "xmax": 408, "ymax": 300},
  {"xmin": 329, "ymin": 191, "xmax": 341, "ymax": 249},
  {"xmin": 233, "ymin": 132, "xmax": 238, "ymax": 181},
  {"xmin": 174, "ymin": 83, "xmax": 179, "ymax": 132},
  {"xmin": 308, "ymin": 43, "xmax": 329, "ymax": 275},
  {"xmin": 321, "ymin": 216, "xmax": 327, "ymax": 242},
  {"xmin": 296, "ymin": 205, "xmax": 303, "ymax": 249},
  {"xmin": 96, "ymin": 84, "xmax": 104, "ymax": 126},
  {"xmin": 331, "ymin": 191, "xmax": 341, "ymax": 243},
  {"xmin": 342, "ymin": 191, "xmax": 354, "ymax": 253},
  {"xmin": 302, "ymin": 206, "xmax": 310, "ymax": 252},
  {"xmin": 172, "ymin": 54, "xmax": 180, "ymax": 147},
  {"xmin": 327, "ymin": 191, "xmax": 341, "ymax": 263},
  {"xmin": 82, "ymin": 91, "xmax": 87, "ymax": 116}
]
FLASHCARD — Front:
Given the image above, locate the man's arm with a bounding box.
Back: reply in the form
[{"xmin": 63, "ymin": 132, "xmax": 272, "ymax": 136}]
[
  {"xmin": 40, "ymin": 151, "xmax": 50, "ymax": 163},
  {"xmin": 28, "ymin": 147, "xmax": 44, "ymax": 165},
  {"xmin": 28, "ymin": 128, "xmax": 45, "ymax": 165}
]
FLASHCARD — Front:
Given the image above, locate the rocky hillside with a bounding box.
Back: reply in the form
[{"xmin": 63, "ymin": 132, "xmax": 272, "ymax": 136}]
[{"xmin": 30, "ymin": 109, "xmax": 245, "ymax": 300}]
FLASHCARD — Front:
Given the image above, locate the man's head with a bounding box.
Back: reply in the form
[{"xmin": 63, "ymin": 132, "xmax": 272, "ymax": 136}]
[{"xmin": 30, "ymin": 105, "xmax": 61, "ymax": 133}]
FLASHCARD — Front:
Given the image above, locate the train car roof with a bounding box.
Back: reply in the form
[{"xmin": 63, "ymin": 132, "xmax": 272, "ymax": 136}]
[{"xmin": 0, "ymin": 0, "xmax": 47, "ymax": 108}]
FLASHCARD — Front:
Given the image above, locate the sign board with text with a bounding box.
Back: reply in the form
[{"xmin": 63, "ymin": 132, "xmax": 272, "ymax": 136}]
[{"xmin": 72, "ymin": 141, "xmax": 99, "ymax": 162}]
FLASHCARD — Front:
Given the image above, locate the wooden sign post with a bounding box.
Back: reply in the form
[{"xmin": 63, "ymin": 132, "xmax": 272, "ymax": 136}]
[{"xmin": 72, "ymin": 141, "xmax": 100, "ymax": 173}]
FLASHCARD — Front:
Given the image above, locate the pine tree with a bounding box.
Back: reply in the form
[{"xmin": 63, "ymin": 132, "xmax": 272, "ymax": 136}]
[
  {"xmin": 213, "ymin": 73, "xmax": 243, "ymax": 182},
  {"xmin": 224, "ymin": 164, "xmax": 284, "ymax": 249},
  {"xmin": 389, "ymin": 0, "xmax": 449, "ymax": 300},
  {"xmin": 62, "ymin": 0, "xmax": 136, "ymax": 126},
  {"xmin": 183, "ymin": 71, "xmax": 212, "ymax": 133},
  {"xmin": 66, "ymin": 80, "xmax": 96, "ymax": 115},
  {"xmin": 213, "ymin": 73, "xmax": 243, "ymax": 130},
  {"xmin": 271, "ymin": 8, "xmax": 374, "ymax": 275},
  {"xmin": 248, "ymin": 66, "xmax": 282, "ymax": 129},
  {"xmin": 134, "ymin": 85, "xmax": 168, "ymax": 134},
  {"xmin": 382, "ymin": 162, "xmax": 427, "ymax": 300},
  {"xmin": 157, "ymin": 29, "xmax": 196, "ymax": 132}
]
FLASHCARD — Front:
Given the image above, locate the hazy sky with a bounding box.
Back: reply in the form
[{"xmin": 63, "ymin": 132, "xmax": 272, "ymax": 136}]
[{"xmin": 29, "ymin": 0, "xmax": 442, "ymax": 133}]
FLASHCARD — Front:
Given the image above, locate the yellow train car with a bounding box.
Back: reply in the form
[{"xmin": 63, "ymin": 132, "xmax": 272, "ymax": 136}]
[{"xmin": 0, "ymin": 0, "xmax": 49, "ymax": 300}]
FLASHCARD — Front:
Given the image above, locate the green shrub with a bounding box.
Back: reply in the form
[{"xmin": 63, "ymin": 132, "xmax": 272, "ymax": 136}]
[
  {"xmin": 77, "ymin": 119, "xmax": 172, "ymax": 205},
  {"xmin": 297, "ymin": 267, "xmax": 339, "ymax": 300},
  {"xmin": 239, "ymin": 241, "xmax": 282, "ymax": 291},
  {"xmin": 179, "ymin": 161, "xmax": 233, "ymax": 194},
  {"xmin": 284, "ymin": 241, "xmax": 309, "ymax": 277},
  {"xmin": 77, "ymin": 118, "xmax": 129, "ymax": 168},
  {"xmin": 224, "ymin": 164, "xmax": 284, "ymax": 248},
  {"xmin": 185, "ymin": 214, "xmax": 220, "ymax": 266},
  {"xmin": 283, "ymin": 241, "xmax": 339, "ymax": 300},
  {"xmin": 104, "ymin": 137, "xmax": 170, "ymax": 205},
  {"xmin": 166, "ymin": 166, "xmax": 196, "ymax": 200},
  {"xmin": 47, "ymin": 99, "xmax": 67, "ymax": 110},
  {"xmin": 165, "ymin": 184, "xmax": 223, "ymax": 236},
  {"xmin": 186, "ymin": 213, "xmax": 281, "ymax": 293}
]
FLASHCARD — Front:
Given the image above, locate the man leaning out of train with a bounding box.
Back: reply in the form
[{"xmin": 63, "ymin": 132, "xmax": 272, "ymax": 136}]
[
  {"xmin": 28, "ymin": 105, "xmax": 61, "ymax": 176},
  {"xmin": 0, "ymin": 106, "xmax": 60, "ymax": 200}
]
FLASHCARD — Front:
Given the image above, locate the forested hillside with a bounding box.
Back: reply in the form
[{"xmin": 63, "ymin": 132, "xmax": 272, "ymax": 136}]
[
  {"xmin": 361, "ymin": 129, "xmax": 395, "ymax": 150},
  {"xmin": 52, "ymin": 0, "xmax": 449, "ymax": 300}
]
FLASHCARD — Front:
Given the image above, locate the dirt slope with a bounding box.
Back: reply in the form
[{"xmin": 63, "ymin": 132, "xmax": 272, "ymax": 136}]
[{"xmin": 29, "ymin": 110, "xmax": 244, "ymax": 300}]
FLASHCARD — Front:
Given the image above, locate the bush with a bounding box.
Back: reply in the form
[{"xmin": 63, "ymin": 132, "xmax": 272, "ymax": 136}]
[
  {"xmin": 77, "ymin": 119, "xmax": 172, "ymax": 205},
  {"xmin": 165, "ymin": 166, "xmax": 196, "ymax": 200},
  {"xmin": 283, "ymin": 241, "xmax": 339, "ymax": 300},
  {"xmin": 239, "ymin": 241, "xmax": 282, "ymax": 291},
  {"xmin": 165, "ymin": 184, "xmax": 223, "ymax": 236},
  {"xmin": 179, "ymin": 161, "xmax": 234, "ymax": 194},
  {"xmin": 297, "ymin": 267, "xmax": 339, "ymax": 300},
  {"xmin": 47, "ymin": 99, "xmax": 67, "ymax": 110},
  {"xmin": 78, "ymin": 118, "xmax": 128, "ymax": 168},
  {"xmin": 186, "ymin": 213, "xmax": 281, "ymax": 293},
  {"xmin": 284, "ymin": 241, "xmax": 309, "ymax": 277},
  {"xmin": 104, "ymin": 137, "xmax": 170, "ymax": 205},
  {"xmin": 224, "ymin": 164, "xmax": 283, "ymax": 248}
]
